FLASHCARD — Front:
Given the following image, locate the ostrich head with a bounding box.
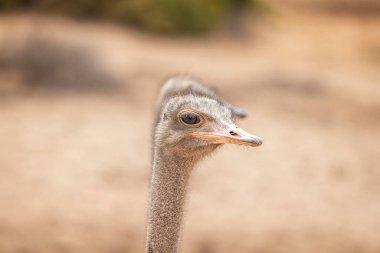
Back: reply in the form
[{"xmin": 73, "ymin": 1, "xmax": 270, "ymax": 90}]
[{"xmin": 154, "ymin": 77, "xmax": 263, "ymax": 160}]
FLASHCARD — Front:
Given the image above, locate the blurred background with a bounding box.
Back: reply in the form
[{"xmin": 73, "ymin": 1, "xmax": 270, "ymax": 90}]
[{"xmin": 0, "ymin": 0, "xmax": 380, "ymax": 252}]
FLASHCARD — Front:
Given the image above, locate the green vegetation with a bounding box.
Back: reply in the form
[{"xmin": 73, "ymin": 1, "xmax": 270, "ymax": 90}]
[{"xmin": 0, "ymin": 0, "xmax": 262, "ymax": 34}]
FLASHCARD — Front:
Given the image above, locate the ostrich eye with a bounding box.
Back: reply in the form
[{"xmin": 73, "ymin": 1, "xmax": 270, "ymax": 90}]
[{"xmin": 179, "ymin": 112, "xmax": 201, "ymax": 126}]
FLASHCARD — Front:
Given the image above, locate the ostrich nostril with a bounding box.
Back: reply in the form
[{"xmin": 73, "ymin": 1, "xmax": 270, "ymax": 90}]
[{"xmin": 229, "ymin": 131, "xmax": 239, "ymax": 136}]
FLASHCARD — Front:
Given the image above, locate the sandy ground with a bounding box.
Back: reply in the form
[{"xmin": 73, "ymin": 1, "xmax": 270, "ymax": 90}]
[{"xmin": 0, "ymin": 5, "xmax": 380, "ymax": 253}]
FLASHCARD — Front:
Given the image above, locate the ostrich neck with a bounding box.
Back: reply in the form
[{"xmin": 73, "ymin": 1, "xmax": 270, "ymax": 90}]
[{"xmin": 145, "ymin": 147, "xmax": 196, "ymax": 253}]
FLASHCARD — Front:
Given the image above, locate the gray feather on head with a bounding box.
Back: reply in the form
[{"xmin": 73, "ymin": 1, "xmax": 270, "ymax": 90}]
[{"xmin": 156, "ymin": 76, "xmax": 247, "ymax": 125}]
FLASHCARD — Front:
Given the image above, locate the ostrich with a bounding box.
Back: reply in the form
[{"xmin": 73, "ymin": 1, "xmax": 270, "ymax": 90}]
[{"xmin": 146, "ymin": 76, "xmax": 263, "ymax": 253}]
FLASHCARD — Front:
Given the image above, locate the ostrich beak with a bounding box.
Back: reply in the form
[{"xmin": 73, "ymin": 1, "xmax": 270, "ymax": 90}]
[{"xmin": 191, "ymin": 125, "xmax": 263, "ymax": 147}]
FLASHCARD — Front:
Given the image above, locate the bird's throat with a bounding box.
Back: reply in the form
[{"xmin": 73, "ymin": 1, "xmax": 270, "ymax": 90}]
[{"xmin": 146, "ymin": 149, "xmax": 196, "ymax": 253}]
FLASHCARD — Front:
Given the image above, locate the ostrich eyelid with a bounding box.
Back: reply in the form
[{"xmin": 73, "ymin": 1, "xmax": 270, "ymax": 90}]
[{"xmin": 177, "ymin": 109, "xmax": 204, "ymax": 127}]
